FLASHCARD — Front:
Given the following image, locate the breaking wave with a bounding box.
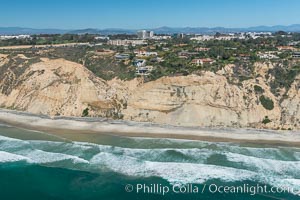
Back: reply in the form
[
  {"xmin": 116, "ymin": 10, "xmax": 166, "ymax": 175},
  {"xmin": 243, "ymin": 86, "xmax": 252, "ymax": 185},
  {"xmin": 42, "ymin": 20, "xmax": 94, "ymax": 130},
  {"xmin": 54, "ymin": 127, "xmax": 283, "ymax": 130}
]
[{"xmin": 0, "ymin": 135, "xmax": 300, "ymax": 191}]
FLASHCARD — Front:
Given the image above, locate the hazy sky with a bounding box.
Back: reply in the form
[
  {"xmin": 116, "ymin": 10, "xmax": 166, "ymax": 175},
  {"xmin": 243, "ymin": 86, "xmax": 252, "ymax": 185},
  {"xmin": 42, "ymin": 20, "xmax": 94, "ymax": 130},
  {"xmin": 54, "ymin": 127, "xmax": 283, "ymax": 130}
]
[{"xmin": 1, "ymin": 0, "xmax": 300, "ymax": 29}]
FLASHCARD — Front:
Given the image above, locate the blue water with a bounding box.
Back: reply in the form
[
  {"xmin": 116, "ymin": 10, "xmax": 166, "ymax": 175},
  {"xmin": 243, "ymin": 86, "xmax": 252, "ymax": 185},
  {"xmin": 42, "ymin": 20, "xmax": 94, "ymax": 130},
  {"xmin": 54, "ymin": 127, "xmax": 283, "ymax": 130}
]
[{"xmin": 0, "ymin": 123, "xmax": 299, "ymax": 200}]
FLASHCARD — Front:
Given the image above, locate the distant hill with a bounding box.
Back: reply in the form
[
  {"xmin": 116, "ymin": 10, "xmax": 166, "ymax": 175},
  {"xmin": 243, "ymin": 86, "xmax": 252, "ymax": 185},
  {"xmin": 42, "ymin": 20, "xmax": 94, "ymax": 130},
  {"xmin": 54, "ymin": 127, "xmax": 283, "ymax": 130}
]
[
  {"xmin": 151, "ymin": 24, "xmax": 300, "ymax": 34},
  {"xmin": 0, "ymin": 27, "xmax": 68, "ymax": 35},
  {"xmin": 1, "ymin": 24, "xmax": 300, "ymax": 35},
  {"xmin": 68, "ymin": 28, "xmax": 136, "ymax": 35}
]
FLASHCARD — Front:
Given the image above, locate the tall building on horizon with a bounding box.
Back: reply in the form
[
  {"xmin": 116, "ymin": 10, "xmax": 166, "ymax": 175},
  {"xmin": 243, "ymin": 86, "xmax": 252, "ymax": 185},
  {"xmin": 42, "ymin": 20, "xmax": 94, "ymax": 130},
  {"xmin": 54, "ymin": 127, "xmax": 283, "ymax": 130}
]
[{"xmin": 137, "ymin": 30, "xmax": 154, "ymax": 39}]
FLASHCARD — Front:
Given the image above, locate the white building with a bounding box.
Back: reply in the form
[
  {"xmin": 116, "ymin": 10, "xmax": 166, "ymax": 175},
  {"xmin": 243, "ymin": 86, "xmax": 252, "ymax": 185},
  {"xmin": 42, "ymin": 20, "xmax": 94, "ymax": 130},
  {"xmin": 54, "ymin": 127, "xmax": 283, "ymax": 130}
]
[
  {"xmin": 151, "ymin": 35, "xmax": 171, "ymax": 40},
  {"xmin": 136, "ymin": 65, "xmax": 153, "ymax": 76},
  {"xmin": 134, "ymin": 50, "xmax": 158, "ymax": 57},
  {"xmin": 258, "ymin": 51, "xmax": 279, "ymax": 59},
  {"xmin": 95, "ymin": 36, "xmax": 109, "ymax": 40},
  {"xmin": 133, "ymin": 59, "xmax": 146, "ymax": 67},
  {"xmin": 191, "ymin": 58, "xmax": 216, "ymax": 66},
  {"xmin": 137, "ymin": 30, "xmax": 154, "ymax": 39},
  {"xmin": 292, "ymin": 52, "xmax": 300, "ymax": 58},
  {"xmin": 107, "ymin": 39, "xmax": 146, "ymax": 46},
  {"xmin": 0, "ymin": 35, "xmax": 31, "ymax": 40},
  {"xmin": 190, "ymin": 35, "xmax": 214, "ymax": 41}
]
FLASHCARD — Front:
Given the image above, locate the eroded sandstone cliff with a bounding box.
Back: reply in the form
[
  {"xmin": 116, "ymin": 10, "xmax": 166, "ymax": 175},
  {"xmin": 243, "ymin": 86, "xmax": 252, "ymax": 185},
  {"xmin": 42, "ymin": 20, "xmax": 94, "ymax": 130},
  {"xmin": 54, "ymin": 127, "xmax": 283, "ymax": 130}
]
[
  {"xmin": 0, "ymin": 56, "xmax": 299, "ymax": 130},
  {"xmin": 0, "ymin": 57, "xmax": 125, "ymax": 118}
]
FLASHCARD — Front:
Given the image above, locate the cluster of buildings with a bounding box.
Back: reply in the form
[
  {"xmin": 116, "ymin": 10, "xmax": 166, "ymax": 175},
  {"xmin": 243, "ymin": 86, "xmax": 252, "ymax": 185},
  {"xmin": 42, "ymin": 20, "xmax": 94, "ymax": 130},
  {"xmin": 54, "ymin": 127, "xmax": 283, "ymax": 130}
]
[
  {"xmin": 0, "ymin": 35, "xmax": 31, "ymax": 40},
  {"xmin": 178, "ymin": 51, "xmax": 198, "ymax": 59},
  {"xmin": 292, "ymin": 52, "xmax": 300, "ymax": 58},
  {"xmin": 190, "ymin": 34, "xmax": 241, "ymax": 41},
  {"xmin": 151, "ymin": 35, "xmax": 172, "ymax": 40},
  {"xmin": 257, "ymin": 45, "xmax": 300, "ymax": 60},
  {"xmin": 195, "ymin": 47, "xmax": 210, "ymax": 52},
  {"xmin": 190, "ymin": 32, "xmax": 273, "ymax": 41},
  {"xmin": 106, "ymin": 30, "xmax": 172, "ymax": 46},
  {"xmin": 276, "ymin": 45, "xmax": 300, "ymax": 59},
  {"xmin": 114, "ymin": 52, "xmax": 155, "ymax": 76},
  {"xmin": 106, "ymin": 30, "xmax": 157, "ymax": 46},
  {"xmin": 95, "ymin": 36, "xmax": 110, "ymax": 40},
  {"xmin": 134, "ymin": 50, "xmax": 158, "ymax": 57},
  {"xmin": 190, "ymin": 35, "xmax": 215, "ymax": 41},
  {"xmin": 246, "ymin": 32, "xmax": 272, "ymax": 39},
  {"xmin": 133, "ymin": 59, "xmax": 153, "ymax": 75},
  {"xmin": 191, "ymin": 58, "xmax": 216, "ymax": 66},
  {"xmin": 107, "ymin": 39, "xmax": 146, "ymax": 46},
  {"xmin": 257, "ymin": 51, "xmax": 279, "ymax": 59},
  {"xmin": 104, "ymin": 30, "xmax": 163, "ymax": 76},
  {"xmin": 277, "ymin": 46, "xmax": 297, "ymax": 51},
  {"xmin": 137, "ymin": 30, "xmax": 154, "ymax": 39}
]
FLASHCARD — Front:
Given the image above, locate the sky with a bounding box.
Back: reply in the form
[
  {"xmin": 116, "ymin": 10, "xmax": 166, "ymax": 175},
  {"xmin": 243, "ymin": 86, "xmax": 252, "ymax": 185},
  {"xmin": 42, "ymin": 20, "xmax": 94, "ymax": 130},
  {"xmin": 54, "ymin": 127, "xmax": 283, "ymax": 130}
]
[{"xmin": 1, "ymin": 0, "xmax": 300, "ymax": 29}]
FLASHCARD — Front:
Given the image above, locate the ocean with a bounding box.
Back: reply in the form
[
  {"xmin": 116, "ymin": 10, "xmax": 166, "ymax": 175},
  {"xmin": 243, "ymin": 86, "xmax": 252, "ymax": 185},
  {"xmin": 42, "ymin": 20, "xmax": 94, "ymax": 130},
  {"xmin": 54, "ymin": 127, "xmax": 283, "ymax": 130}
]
[{"xmin": 0, "ymin": 122, "xmax": 299, "ymax": 200}]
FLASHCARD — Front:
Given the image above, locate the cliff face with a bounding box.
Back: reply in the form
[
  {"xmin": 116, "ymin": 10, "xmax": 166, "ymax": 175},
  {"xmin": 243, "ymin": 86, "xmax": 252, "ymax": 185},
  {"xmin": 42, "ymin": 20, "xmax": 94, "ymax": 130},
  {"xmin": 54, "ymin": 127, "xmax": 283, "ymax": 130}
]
[
  {"xmin": 0, "ymin": 56, "xmax": 299, "ymax": 130},
  {"xmin": 0, "ymin": 58, "xmax": 125, "ymax": 117},
  {"xmin": 281, "ymin": 76, "xmax": 300, "ymax": 129},
  {"xmin": 122, "ymin": 72, "xmax": 281, "ymax": 129}
]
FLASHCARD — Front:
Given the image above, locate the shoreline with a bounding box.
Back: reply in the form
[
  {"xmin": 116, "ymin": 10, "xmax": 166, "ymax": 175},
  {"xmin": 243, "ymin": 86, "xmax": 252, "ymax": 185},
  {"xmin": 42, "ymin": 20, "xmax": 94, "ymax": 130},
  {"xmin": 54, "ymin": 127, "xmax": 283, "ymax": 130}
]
[{"xmin": 0, "ymin": 108, "xmax": 300, "ymax": 146}]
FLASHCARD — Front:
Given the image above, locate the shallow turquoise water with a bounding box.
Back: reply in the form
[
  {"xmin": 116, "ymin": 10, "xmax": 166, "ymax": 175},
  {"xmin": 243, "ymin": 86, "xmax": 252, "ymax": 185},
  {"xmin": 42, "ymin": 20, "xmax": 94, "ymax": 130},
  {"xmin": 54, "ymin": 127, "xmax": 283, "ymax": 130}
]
[{"xmin": 0, "ymin": 123, "xmax": 299, "ymax": 200}]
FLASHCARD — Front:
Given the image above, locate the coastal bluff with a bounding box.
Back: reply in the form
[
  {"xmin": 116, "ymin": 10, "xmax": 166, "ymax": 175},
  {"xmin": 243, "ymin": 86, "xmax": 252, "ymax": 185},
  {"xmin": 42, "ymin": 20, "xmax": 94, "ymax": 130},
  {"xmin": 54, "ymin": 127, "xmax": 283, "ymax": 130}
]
[{"xmin": 0, "ymin": 56, "xmax": 299, "ymax": 130}]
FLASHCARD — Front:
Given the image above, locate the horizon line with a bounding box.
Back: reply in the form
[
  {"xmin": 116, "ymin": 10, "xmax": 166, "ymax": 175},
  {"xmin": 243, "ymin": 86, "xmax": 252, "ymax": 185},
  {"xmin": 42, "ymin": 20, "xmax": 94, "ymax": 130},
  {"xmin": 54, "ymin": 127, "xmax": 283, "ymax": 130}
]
[{"xmin": 1, "ymin": 23, "xmax": 300, "ymax": 30}]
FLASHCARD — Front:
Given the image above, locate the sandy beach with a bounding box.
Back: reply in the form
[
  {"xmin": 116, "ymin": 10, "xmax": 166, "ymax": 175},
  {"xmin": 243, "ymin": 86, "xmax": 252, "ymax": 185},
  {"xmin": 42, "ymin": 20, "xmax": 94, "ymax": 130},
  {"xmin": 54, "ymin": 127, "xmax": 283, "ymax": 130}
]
[{"xmin": 0, "ymin": 108, "xmax": 300, "ymax": 146}]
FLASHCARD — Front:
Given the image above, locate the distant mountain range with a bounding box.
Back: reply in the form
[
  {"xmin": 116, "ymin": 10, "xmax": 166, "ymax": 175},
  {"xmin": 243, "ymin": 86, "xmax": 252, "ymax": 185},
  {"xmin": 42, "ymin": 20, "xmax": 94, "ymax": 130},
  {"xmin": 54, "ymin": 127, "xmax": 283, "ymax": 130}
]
[
  {"xmin": 0, "ymin": 27, "xmax": 68, "ymax": 35},
  {"xmin": 1, "ymin": 24, "xmax": 300, "ymax": 35}
]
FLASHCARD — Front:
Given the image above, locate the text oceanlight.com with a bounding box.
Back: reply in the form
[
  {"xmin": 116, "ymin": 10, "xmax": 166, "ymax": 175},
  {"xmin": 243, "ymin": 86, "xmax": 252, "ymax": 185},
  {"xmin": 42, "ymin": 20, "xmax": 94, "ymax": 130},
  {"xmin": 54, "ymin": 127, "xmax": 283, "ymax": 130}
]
[{"xmin": 124, "ymin": 183, "xmax": 300, "ymax": 196}]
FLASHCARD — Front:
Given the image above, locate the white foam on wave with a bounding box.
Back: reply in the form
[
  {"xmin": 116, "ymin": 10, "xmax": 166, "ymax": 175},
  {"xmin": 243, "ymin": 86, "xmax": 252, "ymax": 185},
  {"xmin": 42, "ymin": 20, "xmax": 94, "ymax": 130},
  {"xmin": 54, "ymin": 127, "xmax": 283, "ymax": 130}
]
[
  {"xmin": 0, "ymin": 136, "xmax": 31, "ymax": 153},
  {"xmin": 280, "ymin": 179, "xmax": 300, "ymax": 196},
  {"xmin": 29, "ymin": 141, "xmax": 95, "ymax": 157},
  {"xmin": 74, "ymin": 141, "xmax": 214, "ymax": 163},
  {"xmin": 0, "ymin": 151, "xmax": 29, "ymax": 163},
  {"xmin": 0, "ymin": 149, "xmax": 89, "ymax": 166},
  {"xmin": 1, "ymin": 134, "xmax": 300, "ymax": 191},
  {"xmin": 85, "ymin": 147, "xmax": 300, "ymax": 191},
  {"xmin": 131, "ymin": 137, "xmax": 299, "ymax": 161},
  {"xmin": 89, "ymin": 152, "xmax": 256, "ymax": 184},
  {"xmin": 0, "ymin": 136, "xmax": 89, "ymax": 165},
  {"xmin": 264, "ymin": 178, "xmax": 300, "ymax": 196},
  {"xmin": 107, "ymin": 147, "xmax": 213, "ymax": 163},
  {"xmin": 225, "ymin": 152, "xmax": 300, "ymax": 178},
  {"xmin": 0, "ymin": 135, "xmax": 22, "ymax": 142},
  {"xmin": 293, "ymin": 152, "xmax": 300, "ymax": 160},
  {"xmin": 210, "ymin": 143, "xmax": 296, "ymax": 161},
  {"xmin": 17, "ymin": 149, "xmax": 89, "ymax": 165}
]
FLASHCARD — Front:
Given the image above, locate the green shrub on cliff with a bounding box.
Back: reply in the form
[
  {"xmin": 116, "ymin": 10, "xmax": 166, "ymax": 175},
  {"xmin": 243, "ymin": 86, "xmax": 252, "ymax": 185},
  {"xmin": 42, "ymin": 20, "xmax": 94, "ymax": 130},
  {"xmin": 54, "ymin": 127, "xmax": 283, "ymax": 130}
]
[
  {"xmin": 259, "ymin": 95, "xmax": 274, "ymax": 110},
  {"xmin": 82, "ymin": 108, "xmax": 89, "ymax": 117},
  {"xmin": 262, "ymin": 116, "xmax": 271, "ymax": 124},
  {"xmin": 254, "ymin": 85, "xmax": 264, "ymax": 93}
]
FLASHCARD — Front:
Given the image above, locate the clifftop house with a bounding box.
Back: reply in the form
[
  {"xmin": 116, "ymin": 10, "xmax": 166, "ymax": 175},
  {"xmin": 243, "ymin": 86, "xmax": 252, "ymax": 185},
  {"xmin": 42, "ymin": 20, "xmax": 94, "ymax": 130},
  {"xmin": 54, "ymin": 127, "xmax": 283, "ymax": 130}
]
[{"xmin": 191, "ymin": 58, "xmax": 215, "ymax": 65}]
